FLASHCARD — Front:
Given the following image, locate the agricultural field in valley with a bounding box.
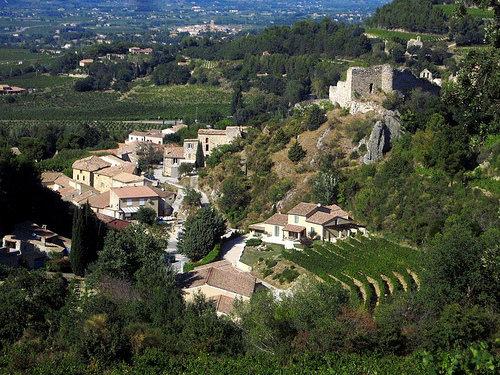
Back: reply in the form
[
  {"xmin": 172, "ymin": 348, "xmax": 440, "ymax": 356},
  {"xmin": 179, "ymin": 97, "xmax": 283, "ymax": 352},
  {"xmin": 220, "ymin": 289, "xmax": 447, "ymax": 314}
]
[
  {"xmin": 435, "ymin": 4, "xmax": 494, "ymax": 18},
  {"xmin": 0, "ymin": 83, "xmax": 232, "ymax": 121},
  {"xmin": 282, "ymin": 236, "xmax": 421, "ymax": 309},
  {"xmin": 364, "ymin": 28, "xmax": 444, "ymax": 42}
]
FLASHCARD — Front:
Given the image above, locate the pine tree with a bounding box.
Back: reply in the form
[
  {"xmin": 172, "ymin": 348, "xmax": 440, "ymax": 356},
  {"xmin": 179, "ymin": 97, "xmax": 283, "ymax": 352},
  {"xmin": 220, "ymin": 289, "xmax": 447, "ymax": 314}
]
[
  {"xmin": 288, "ymin": 141, "xmax": 307, "ymax": 162},
  {"xmin": 195, "ymin": 141, "xmax": 205, "ymax": 169}
]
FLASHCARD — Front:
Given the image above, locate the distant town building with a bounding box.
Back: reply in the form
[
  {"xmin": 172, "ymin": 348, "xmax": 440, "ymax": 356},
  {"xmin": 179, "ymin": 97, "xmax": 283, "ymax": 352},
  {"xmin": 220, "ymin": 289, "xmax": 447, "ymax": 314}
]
[
  {"xmin": 407, "ymin": 36, "xmax": 423, "ymax": 49},
  {"xmin": 0, "ymin": 84, "xmax": 26, "ymax": 94}
]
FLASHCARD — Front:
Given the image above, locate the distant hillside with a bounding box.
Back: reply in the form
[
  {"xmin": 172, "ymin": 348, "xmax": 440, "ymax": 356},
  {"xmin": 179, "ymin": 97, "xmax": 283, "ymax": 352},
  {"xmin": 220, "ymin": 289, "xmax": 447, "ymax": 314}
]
[{"xmin": 364, "ymin": 0, "xmax": 449, "ymax": 33}]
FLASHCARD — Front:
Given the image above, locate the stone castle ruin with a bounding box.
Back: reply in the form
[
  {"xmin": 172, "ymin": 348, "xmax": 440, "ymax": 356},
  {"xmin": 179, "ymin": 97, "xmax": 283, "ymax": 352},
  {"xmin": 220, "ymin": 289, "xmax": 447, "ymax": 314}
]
[
  {"xmin": 329, "ymin": 64, "xmax": 439, "ymax": 164},
  {"xmin": 329, "ymin": 64, "xmax": 439, "ymax": 108}
]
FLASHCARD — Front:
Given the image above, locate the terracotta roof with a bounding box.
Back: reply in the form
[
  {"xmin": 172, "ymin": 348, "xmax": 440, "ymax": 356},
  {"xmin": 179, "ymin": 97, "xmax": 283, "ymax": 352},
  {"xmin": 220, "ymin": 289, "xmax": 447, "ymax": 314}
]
[
  {"xmin": 325, "ymin": 205, "xmax": 349, "ymax": 219},
  {"xmin": 111, "ymin": 185, "xmax": 159, "ymax": 199},
  {"xmin": 112, "ymin": 172, "xmax": 144, "ymax": 183},
  {"xmin": 129, "ymin": 131, "xmax": 148, "ymax": 136},
  {"xmin": 264, "ymin": 213, "xmax": 288, "ymax": 226},
  {"xmin": 249, "ymin": 224, "xmax": 265, "ymax": 231},
  {"xmin": 95, "ymin": 166, "xmax": 125, "ymax": 177},
  {"xmin": 41, "ymin": 171, "xmax": 63, "ymax": 184},
  {"xmin": 209, "ymin": 295, "xmax": 236, "ymax": 315},
  {"xmin": 164, "ymin": 146, "xmax": 185, "ymax": 159},
  {"xmin": 283, "ymin": 224, "xmax": 306, "ymax": 233},
  {"xmin": 172, "ymin": 124, "xmax": 187, "ymax": 132},
  {"xmin": 96, "ymin": 213, "xmax": 130, "ymax": 230},
  {"xmin": 73, "ymin": 190, "xmax": 96, "ymax": 204},
  {"xmin": 99, "ymin": 154, "xmax": 130, "ymax": 166},
  {"xmin": 287, "ymin": 202, "xmax": 319, "ymax": 217},
  {"xmin": 58, "ymin": 186, "xmax": 79, "ymax": 201},
  {"xmin": 72, "ymin": 156, "xmax": 111, "ymax": 172},
  {"xmin": 89, "ymin": 191, "xmax": 111, "ymax": 209},
  {"xmin": 150, "ymin": 187, "xmax": 176, "ymax": 199},
  {"xmin": 306, "ymin": 211, "xmax": 338, "ymax": 225},
  {"xmin": 179, "ymin": 264, "xmax": 256, "ymax": 298},
  {"xmin": 198, "ymin": 129, "xmax": 227, "ymax": 135},
  {"xmin": 195, "ymin": 260, "xmax": 232, "ymax": 270},
  {"xmin": 146, "ymin": 131, "xmax": 163, "ymax": 138},
  {"xmin": 54, "ymin": 174, "xmax": 73, "ymax": 188}
]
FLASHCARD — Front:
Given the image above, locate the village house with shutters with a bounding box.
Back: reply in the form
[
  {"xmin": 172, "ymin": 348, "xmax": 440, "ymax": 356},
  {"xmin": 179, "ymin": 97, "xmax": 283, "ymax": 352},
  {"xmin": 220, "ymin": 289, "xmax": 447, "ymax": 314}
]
[
  {"xmin": 163, "ymin": 126, "xmax": 243, "ymax": 178},
  {"xmin": 250, "ymin": 202, "xmax": 366, "ymax": 242}
]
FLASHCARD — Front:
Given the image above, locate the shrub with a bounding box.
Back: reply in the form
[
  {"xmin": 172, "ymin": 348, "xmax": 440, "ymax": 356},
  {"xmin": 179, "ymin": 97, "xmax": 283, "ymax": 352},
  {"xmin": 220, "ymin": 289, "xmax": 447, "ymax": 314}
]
[
  {"xmin": 246, "ymin": 238, "xmax": 262, "ymax": 247},
  {"xmin": 300, "ymin": 236, "xmax": 313, "ymax": 248},
  {"xmin": 262, "ymin": 268, "xmax": 274, "ymax": 278},
  {"xmin": 265, "ymin": 259, "xmax": 278, "ymax": 268}
]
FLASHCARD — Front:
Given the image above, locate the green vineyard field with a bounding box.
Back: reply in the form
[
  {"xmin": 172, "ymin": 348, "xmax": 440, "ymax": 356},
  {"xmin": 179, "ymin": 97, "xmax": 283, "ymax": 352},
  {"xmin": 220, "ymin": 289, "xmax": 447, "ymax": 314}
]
[{"xmin": 283, "ymin": 236, "xmax": 421, "ymax": 308}]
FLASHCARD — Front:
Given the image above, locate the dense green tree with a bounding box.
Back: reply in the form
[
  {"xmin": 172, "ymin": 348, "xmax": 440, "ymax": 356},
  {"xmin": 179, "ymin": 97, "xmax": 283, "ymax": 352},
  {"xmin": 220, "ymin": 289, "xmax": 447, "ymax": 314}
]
[
  {"xmin": 70, "ymin": 203, "xmax": 107, "ymax": 276},
  {"xmin": 178, "ymin": 206, "xmax": 226, "ymax": 261},
  {"xmin": 218, "ymin": 176, "xmax": 250, "ymax": 225},
  {"xmin": 195, "ymin": 141, "xmax": 205, "ymax": 169},
  {"xmin": 183, "ymin": 187, "xmax": 202, "ymax": 208},
  {"xmin": 313, "ymin": 172, "xmax": 338, "ymax": 205},
  {"xmin": 178, "ymin": 162, "xmax": 194, "ymax": 176},
  {"xmin": 136, "ymin": 207, "xmax": 157, "ymax": 226},
  {"xmin": 0, "ymin": 270, "xmax": 68, "ymax": 348},
  {"xmin": 288, "ymin": 141, "xmax": 306, "ymax": 162},
  {"xmin": 421, "ymin": 223, "xmax": 500, "ymax": 311},
  {"xmin": 444, "ymin": 48, "xmax": 500, "ymax": 140},
  {"xmin": 306, "ymin": 105, "xmax": 326, "ymax": 131},
  {"xmin": 89, "ymin": 224, "xmax": 167, "ymax": 282}
]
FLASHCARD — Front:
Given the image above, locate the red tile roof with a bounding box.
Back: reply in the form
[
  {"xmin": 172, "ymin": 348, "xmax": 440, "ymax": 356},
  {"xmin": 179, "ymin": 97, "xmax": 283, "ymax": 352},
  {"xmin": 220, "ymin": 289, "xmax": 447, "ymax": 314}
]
[
  {"xmin": 209, "ymin": 295, "xmax": 236, "ymax": 315},
  {"xmin": 72, "ymin": 156, "xmax": 111, "ymax": 172},
  {"xmin": 264, "ymin": 213, "xmax": 289, "ymax": 226},
  {"xmin": 164, "ymin": 146, "xmax": 185, "ymax": 159},
  {"xmin": 88, "ymin": 191, "xmax": 111, "ymax": 209},
  {"xmin": 179, "ymin": 262, "xmax": 256, "ymax": 298},
  {"xmin": 287, "ymin": 202, "xmax": 319, "ymax": 217},
  {"xmin": 111, "ymin": 185, "xmax": 159, "ymax": 199},
  {"xmin": 283, "ymin": 224, "xmax": 306, "ymax": 233}
]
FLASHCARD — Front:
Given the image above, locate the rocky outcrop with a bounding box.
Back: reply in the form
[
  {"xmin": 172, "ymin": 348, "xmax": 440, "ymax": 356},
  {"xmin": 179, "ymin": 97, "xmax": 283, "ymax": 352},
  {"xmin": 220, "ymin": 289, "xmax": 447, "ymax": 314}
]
[{"xmin": 362, "ymin": 109, "xmax": 403, "ymax": 164}]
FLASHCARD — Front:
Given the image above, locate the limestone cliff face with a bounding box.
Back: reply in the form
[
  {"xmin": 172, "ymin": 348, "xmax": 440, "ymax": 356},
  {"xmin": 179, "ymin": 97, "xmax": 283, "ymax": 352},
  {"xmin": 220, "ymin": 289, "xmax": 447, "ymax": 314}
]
[{"xmin": 362, "ymin": 110, "xmax": 402, "ymax": 164}]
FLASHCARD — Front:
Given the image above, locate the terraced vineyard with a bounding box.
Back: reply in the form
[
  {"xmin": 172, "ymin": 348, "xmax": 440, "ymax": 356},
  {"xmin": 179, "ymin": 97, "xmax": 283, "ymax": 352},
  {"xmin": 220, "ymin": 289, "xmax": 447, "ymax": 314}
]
[{"xmin": 282, "ymin": 236, "xmax": 421, "ymax": 308}]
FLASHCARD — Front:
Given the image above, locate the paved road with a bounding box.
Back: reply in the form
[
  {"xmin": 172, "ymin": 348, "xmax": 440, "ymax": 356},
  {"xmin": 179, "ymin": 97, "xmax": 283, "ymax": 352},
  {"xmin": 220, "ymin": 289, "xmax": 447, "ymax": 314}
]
[{"xmin": 220, "ymin": 233, "xmax": 247, "ymax": 266}]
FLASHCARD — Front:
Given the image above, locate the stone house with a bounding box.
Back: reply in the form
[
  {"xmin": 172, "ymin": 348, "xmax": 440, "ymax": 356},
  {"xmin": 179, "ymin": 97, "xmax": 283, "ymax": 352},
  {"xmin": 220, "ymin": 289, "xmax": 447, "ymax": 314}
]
[
  {"xmin": 406, "ymin": 36, "xmax": 423, "ymax": 50},
  {"xmin": 72, "ymin": 156, "xmax": 111, "ymax": 190},
  {"xmin": 0, "ymin": 222, "xmax": 71, "ymax": 270},
  {"xmin": 163, "ymin": 145, "xmax": 186, "ymax": 178},
  {"xmin": 419, "ymin": 68, "xmax": 433, "ymax": 81},
  {"xmin": 127, "ymin": 130, "xmax": 164, "ymax": 145},
  {"xmin": 250, "ymin": 203, "xmax": 366, "ymax": 242},
  {"xmin": 88, "ymin": 185, "xmax": 161, "ymax": 220},
  {"xmin": 197, "ymin": 126, "xmax": 242, "ymax": 157}
]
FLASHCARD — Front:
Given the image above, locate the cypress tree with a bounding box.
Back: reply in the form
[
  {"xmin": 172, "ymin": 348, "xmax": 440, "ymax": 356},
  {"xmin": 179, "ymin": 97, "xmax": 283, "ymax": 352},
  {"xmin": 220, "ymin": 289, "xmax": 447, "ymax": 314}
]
[
  {"xmin": 195, "ymin": 141, "xmax": 205, "ymax": 169},
  {"xmin": 70, "ymin": 205, "xmax": 86, "ymax": 276},
  {"xmin": 70, "ymin": 203, "xmax": 105, "ymax": 276}
]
